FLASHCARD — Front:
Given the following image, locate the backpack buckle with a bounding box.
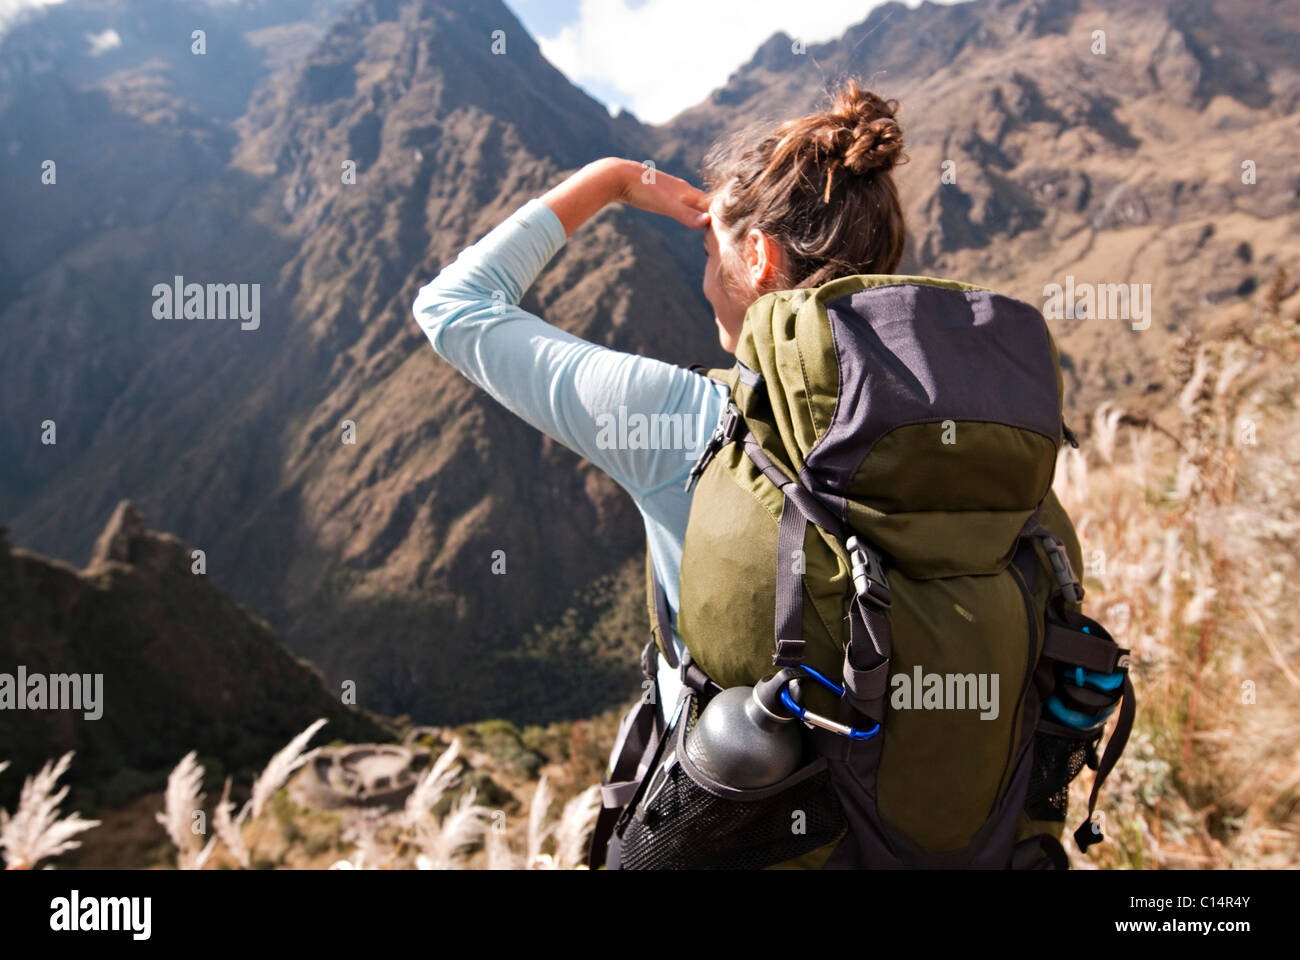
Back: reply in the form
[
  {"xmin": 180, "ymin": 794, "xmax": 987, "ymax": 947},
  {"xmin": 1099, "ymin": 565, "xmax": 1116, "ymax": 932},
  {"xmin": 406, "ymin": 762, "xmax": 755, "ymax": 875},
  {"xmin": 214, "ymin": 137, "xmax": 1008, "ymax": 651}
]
[
  {"xmin": 846, "ymin": 536, "xmax": 891, "ymax": 609},
  {"xmin": 684, "ymin": 403, "xmax": 744, "ymax": 493},
  {"xmin": 718, "ymin": 404, "xmax": 741, "ymax": 443},
  {"xmin": 1039, "ymin": 534, "xmax": 1085, "ymax": 605},
  {"xmin": 772, "ymin": 638, "xmax": 806, "ymax": 667}
]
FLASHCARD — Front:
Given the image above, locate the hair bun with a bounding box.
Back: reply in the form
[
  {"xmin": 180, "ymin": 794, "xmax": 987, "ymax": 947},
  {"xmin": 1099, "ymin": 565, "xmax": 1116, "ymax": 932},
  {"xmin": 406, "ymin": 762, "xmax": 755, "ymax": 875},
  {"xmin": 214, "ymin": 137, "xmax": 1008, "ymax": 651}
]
[{"xmin": 816, "ymin": 80, "xmax": 906, "ymax": 175}]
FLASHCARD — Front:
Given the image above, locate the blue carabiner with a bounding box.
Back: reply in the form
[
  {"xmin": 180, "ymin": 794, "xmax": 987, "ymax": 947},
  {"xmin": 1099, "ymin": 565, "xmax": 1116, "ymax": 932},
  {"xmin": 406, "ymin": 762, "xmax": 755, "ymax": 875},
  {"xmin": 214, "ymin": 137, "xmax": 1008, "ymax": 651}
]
[{"xmin": 777, "ymin": 664, "xmax": 880, "ymax": 740}]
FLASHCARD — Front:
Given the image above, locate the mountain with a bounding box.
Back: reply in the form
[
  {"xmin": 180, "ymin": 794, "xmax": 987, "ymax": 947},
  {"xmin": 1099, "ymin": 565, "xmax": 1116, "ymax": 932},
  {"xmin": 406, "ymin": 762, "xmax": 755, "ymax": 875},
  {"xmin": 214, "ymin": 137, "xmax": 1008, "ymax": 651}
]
[
  {"xmin": 655, "ymin": 0, "xmax": 1300, "ymax": 413},
  {"xmin": 1, "ymin": 0, "xmax": 1297, "ymax": 729},
  {"xmin": 0, "ymin": 0, "xmax": 716, "ymax": 726},
  {"xmin": 0, "ymin": 501, "xmax": 391, "ymax": 811}
]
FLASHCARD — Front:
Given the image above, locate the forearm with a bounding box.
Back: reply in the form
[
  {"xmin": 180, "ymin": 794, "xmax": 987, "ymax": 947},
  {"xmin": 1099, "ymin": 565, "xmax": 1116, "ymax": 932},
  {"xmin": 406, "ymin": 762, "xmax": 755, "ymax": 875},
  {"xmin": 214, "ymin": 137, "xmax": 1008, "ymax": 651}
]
[{"xmin": 539, "ymin": 157, "xmax": 633, "ymax": 237}]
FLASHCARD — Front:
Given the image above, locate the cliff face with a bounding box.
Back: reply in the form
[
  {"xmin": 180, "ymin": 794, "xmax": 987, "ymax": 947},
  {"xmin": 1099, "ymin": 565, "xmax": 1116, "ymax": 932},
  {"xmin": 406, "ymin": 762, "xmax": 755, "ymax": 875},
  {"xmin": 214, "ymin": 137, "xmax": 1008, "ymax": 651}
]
[
  {"xmin": 1, "ymin": 0, "xmax": 1297, "ymax": 726},
  {"xmin": 0, "ymin": 501, "xmax": 391, "ymax": 811}
]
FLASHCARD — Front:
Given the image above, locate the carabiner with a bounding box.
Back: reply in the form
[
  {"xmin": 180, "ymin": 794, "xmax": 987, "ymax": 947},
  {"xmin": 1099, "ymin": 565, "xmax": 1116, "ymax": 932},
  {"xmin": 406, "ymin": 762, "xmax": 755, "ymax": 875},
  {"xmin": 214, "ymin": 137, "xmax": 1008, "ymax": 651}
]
[{"xmin": 772, "ymin": 664, "xmax": 880, "ymax": 741}]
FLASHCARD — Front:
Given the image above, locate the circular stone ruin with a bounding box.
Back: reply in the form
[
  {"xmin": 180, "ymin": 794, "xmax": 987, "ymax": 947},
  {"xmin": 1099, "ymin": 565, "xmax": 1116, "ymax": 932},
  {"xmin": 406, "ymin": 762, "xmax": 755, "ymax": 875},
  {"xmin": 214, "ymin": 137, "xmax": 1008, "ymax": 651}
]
[{"xmin": 297, "ymin": 744, "xmax": 432, "ymax": 809}]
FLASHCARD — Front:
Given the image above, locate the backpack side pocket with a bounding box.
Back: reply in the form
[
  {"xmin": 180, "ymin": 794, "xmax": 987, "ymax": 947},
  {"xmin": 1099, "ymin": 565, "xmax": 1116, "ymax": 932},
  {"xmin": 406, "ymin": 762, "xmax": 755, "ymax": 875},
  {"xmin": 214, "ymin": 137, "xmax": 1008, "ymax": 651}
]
[{"xmin": 616, "ymin": 689, "xmax": 846, "ymax": 870}]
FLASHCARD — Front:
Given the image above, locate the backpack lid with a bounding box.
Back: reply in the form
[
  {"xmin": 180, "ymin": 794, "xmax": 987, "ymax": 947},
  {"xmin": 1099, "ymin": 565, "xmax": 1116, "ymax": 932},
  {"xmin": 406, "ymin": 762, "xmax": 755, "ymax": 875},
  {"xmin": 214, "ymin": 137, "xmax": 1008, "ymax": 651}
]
[{"xmin": 730, "ymin": 274, "xmax": 1065, "ymax": 579}]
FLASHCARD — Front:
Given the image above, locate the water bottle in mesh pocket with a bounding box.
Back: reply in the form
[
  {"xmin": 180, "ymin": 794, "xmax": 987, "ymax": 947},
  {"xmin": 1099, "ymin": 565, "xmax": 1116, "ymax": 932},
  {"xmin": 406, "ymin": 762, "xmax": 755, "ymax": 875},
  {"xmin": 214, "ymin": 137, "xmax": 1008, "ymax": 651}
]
[
  {"xmin": 615, "ymin": 691, "xmax": 846, "ymax": 870},
  {"xmin": 1025, "ymin": 653, "xmax": 1123, "ymax": 823},
  {"xmin": 1024, "ymin": 727, "xmax": 1099, "ymax": 822}
]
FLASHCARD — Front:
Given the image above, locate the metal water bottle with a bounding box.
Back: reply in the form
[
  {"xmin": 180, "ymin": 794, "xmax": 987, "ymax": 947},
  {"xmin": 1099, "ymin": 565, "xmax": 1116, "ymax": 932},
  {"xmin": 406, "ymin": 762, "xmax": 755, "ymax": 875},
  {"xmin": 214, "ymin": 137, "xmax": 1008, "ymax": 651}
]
[{"xmin": 684, "ymin": 674, "xmax": 803, "ymax": 789}]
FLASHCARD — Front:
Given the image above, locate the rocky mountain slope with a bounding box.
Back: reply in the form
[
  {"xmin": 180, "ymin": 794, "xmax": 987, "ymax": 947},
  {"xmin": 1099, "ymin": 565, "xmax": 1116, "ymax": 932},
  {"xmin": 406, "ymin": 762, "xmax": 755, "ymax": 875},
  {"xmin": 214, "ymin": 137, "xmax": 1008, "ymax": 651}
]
[
  {"xmin": 2, "ymin": 0, "xmax": 1297, "ymax": 729},
  {"xmin": 0, "ymin": 501, "xmax": 390, "ymax": 812},
  {"xmin": 656, "ymin": 0, "xmax": 1300, "ymax": 414}
]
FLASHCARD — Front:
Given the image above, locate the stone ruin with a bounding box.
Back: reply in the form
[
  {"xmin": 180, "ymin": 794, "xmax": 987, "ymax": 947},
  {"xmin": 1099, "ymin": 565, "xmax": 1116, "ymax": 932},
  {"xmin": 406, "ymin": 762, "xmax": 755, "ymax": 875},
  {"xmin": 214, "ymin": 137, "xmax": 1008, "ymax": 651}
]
[{"xmin": 296, "ymin": 744, "xmax": 432, "ymax": 809}]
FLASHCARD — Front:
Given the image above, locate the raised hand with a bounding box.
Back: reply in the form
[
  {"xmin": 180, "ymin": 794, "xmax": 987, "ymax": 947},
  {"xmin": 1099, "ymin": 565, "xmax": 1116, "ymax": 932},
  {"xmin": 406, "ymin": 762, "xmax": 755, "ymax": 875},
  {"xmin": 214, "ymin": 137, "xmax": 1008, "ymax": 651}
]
[
  {"xmin": 615, "ymin": 161, "xmax": 711, "ymax": 230},
  {"xmin": 541, "ymin": 157, "xmax": 710, "ymax": 237}
]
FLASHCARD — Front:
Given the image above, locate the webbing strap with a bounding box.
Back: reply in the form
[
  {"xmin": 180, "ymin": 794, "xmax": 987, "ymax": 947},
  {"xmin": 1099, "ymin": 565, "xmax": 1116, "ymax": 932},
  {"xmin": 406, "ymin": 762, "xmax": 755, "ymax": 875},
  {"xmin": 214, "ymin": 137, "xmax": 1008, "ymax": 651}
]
[
  {"xmin": 599, "ymin": 779, "xmax": 641, "ymax": 809},
  {"xmin": 841, "ymin": 640, "xmax": 890, "ymax": 714},
  {"xmin": 588, "ymin": 641, "xmax": 713, "ymax": 868},
  {"xmin": 1074, "ymin": 671, "xmax": 1135, "ymax": 852},
  {"xmin": 649, "ymin": 564, "xmax": 680, "ymax": 669},
  {"xmin": 586, "ymin": 640, "xmax": 666, "ymax": 868},
  {"xmin": 843, "ymin": 594, "xmax": 892, "ymax": 721},
  {"xmin": 739, "ymin": 435, "xmax": 890, "ymax": 723},
  {"xmin": 1043, "ymin": 621, "xmax": 1129, "ymax": 673},
  {"xmin": 681, "ymin": 656, "xmax": 723, "ymax": 698},
  {"xmin": 743, "ymin": 437, "xmax": 847, "ymax": 539},
  {"xmin": 1012, "ymin": 535, "xmax": 1040, "ymax": 593},
  {"xmin": 774, "ymin": 502, "xmax": 808, "ymax": 667},
  {"xmin": 1017, "ymin": 523, "xmax": 1135, "ymax": 854},
  {"xmin": 587, "ymin": 694, "xmax": 659, "ymax": 867}
]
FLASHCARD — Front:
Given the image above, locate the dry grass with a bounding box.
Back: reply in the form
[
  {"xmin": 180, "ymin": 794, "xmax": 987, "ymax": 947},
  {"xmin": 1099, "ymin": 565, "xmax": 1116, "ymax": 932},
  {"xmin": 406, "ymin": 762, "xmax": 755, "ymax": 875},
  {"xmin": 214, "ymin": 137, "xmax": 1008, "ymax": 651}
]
[
  {"xmin": 154, "ymin": 751, "xmax": 213, "ymax": 870},
  {"xmin": 1062, "ymin": 268, "xmax": 1300, "ymax": 869},
  {"xmin": 0, "ymin": 752, "xmax": 101, "ymax": 870},
  {"xmin": 326, "ymin": 740, "xmax": 599, "ymax": 870}
]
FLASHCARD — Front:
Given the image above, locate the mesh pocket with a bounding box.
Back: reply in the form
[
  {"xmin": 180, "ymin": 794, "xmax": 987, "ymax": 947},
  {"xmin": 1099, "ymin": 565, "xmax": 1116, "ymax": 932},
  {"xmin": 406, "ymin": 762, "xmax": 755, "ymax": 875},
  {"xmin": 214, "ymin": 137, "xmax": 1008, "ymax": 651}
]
[
  {"xmin": 1025, "ymin": 730, "xmax": 1093, "ymax": 822},
  {"xmin": 617, "ymin": 694, "xmax": 845, "ymax": 870}
]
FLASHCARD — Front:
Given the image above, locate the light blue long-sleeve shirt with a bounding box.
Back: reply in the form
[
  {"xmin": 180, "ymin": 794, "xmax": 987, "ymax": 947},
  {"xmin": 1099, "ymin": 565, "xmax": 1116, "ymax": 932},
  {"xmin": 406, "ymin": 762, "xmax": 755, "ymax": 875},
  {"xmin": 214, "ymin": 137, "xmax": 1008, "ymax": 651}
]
[{"xmin": 411, "ymin": 197, "xmax": 728, "ymax": 719}]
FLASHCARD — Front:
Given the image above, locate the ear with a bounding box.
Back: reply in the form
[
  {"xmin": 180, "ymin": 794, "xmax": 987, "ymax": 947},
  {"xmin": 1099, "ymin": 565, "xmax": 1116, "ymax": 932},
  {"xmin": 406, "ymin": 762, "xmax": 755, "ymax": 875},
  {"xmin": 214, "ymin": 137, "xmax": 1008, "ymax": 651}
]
[{"xmin": 745, "ymin": 228, "xmax": 783, "ymax": 286}]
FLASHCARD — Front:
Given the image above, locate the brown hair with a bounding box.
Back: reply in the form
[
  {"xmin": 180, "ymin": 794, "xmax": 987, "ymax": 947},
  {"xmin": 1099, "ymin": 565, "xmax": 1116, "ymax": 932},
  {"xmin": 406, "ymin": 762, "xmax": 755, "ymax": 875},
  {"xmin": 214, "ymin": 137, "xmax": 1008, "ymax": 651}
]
[{"xmin": 702, "ymin": 78, "xmax": 908, "ymax": 292}]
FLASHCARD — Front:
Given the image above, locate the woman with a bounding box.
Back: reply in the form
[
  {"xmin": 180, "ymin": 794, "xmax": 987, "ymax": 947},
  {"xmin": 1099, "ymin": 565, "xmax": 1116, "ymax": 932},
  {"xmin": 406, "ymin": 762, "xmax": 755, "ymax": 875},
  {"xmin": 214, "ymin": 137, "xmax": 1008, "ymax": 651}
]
[
  {"xmin": 413, "ymin": 80, "xmax": 907, "ymax": 723},
  {"xmin": 413, "ymin": 80, "xmax": 1117, "ymax": 870}
]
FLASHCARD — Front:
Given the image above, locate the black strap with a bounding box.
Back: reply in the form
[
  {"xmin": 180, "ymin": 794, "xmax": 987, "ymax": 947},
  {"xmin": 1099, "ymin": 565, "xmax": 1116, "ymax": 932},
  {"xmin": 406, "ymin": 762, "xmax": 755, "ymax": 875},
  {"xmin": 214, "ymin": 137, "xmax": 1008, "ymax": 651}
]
[
  {"xmin": 649, "ymin": 564, "xmax": 680, "ymax": 669},
  {"xmin": 774, "ymin": 501, "xmax": 808, "ymax": 667},
  {"xmin": 1043, "ymin": 618, "xmax": 1129, "ymax": 674},
  {"xmin": 840, "ymin": 614, "xmax": 891, "ymax": 721},
  {"xmin": 681, "ymin": 655, "xmax": 723, "ymax": 698},
  {"xmin": 742, "ymin": 436, "xmax": 847, "ymax": 538},
  {"xmin": 587, "ymin": 717, "xmax": 655, "ymax": 866},
  {"xmin": 1012, "ymin": 535, "xmax": 1040, "ymax": 593},
  {"xmin": 593, "ymin": 556, "xmax": 685, "ymax": 864},
  {"xmin": 842, "ymin": 593, "xmax": 892, "ymax": 721},
  {"xmin": 739, "ymin": 434, "xmax": 891, "ymax": 722},
  {"xmin": 1016, "ymin": 519, "xmax": 1134, "ymax": 853},
  {"xmin": 1074, "ymin": 671, "xmax": 1135, "ymax": 852},
  {"xmin": 687, "ymin": 384, "xmax": 893, "ymax": 722},
  {"xmin": 586, "ymin": 640, "xmax": 667, "ymax": 868}
]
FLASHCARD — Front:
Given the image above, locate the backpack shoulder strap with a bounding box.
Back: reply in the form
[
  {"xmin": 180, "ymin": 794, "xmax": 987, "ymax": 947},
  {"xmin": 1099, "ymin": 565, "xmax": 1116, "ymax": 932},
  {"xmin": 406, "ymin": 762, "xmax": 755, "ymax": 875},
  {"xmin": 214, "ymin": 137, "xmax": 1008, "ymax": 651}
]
[
  {"xmin": 644, "ymin": 548, "xmax": 679, "ymax": 669},
  {"xmin": 686, "ymin": 362, "xmax": 732, "ymax": 385}
]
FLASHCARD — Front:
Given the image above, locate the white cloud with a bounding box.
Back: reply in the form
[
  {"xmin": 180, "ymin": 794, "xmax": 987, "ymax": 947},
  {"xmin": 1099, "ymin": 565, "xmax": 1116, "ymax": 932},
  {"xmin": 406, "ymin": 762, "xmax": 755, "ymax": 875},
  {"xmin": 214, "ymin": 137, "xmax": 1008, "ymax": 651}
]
[
  {"xmin": 0, "ymin": 0, "xmax": 66, "ymax": 32},
  {"xmin": 536, "ymin": 0, "xmax": 943, "ymax": 124},
  {"xmin": 85, "ymin": 27, "xmax": 120, "ymax": 56}
]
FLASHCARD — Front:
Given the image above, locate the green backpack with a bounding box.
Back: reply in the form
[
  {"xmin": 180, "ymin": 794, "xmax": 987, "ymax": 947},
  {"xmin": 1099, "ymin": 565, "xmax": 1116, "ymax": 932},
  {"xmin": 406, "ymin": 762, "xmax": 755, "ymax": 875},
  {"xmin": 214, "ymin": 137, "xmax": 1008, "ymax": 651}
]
[{"xmin": 591, "ymin": 275, "xmax": 1134, "ymax": 870}]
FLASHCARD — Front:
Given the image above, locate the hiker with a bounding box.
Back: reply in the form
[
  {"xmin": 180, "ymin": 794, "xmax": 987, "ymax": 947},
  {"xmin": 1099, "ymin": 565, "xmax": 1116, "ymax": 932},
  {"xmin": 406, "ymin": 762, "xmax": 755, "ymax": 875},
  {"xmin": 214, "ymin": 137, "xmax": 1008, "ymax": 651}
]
[{"xmin": 413, "ymin": 78, "xmax": 1132, "ymax": 870}]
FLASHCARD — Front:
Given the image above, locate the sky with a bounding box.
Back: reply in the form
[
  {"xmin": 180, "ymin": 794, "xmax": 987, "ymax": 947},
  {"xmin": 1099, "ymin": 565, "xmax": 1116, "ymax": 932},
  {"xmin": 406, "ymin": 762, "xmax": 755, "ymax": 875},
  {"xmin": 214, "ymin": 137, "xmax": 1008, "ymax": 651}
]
[
  {"xmin": 0, "ymin": 0, "xmax": 64, "ymax": 32},
  {"xmin": 506, "ymin": 0, "xmax": 919, "ymax": 124},
  {"xmin": 0, "ymin": 0, "xmax": 943, "ymax": 125}
]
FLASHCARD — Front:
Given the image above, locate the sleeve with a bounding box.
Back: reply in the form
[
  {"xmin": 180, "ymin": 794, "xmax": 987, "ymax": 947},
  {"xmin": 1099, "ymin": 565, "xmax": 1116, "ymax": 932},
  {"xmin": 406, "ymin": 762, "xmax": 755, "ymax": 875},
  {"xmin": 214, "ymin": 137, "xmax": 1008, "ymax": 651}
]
[{"xmin": 412, "ymin": 197, "xmax": 727, "ymax": 497}]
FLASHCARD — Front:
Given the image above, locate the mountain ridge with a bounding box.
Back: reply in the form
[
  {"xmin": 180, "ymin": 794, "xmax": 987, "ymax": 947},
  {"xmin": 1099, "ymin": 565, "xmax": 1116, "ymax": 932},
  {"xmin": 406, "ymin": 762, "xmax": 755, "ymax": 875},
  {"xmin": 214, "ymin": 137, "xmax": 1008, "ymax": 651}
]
[{"xmin": 0, "ymin": 500, "xmax": 392, "ymax": 811}]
